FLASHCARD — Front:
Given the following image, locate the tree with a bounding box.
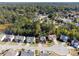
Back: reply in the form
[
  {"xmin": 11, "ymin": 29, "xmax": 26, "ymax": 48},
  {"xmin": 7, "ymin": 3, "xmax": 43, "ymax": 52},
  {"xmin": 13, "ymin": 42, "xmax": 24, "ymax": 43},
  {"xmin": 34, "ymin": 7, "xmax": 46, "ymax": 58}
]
[
  {"xmin": 34, "ymin": 21, "xmax": 41, "ymax": 36},
  {"xmin": 10, "ymin": 16, "xmax": 33, "ymax": 35}
]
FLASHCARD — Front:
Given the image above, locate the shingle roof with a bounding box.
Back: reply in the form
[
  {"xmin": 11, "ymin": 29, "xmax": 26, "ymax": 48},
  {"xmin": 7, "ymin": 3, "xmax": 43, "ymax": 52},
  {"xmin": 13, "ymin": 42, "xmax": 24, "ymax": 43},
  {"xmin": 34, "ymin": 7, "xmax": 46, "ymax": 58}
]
[
  {"xmin": 75, "ymin": 23, "xmax": 79, "ymax": 26},
  {"xmin": 40, "ymin": 36, "xmax": 46, "ymax": 41},
  {"xmin": 15, "ymin": 36, "xmax": 25, "ymax": 40},
  {"xmin": 60, "ymin": 35, "xmax": 69, "ymax": 42},
  {"xmin": 4, "ymin": 35, "xmax": 14, "ymax": 41},
  {"xmin": 26, "ymin": 37, "xmax": 35, "ymax": 43},
  {"xmin": 48, "ymin": 35, "xmax": 57, "ymax": 40}
]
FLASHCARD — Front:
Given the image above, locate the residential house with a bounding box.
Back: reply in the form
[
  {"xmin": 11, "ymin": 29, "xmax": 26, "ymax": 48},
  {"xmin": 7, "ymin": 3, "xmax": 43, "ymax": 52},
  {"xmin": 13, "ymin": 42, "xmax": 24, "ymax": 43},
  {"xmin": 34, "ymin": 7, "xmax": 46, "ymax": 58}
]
[
  {"xmin": 48, "ymin": 34, "xmax": 57, "ymax": 41},
  {"xmin": 13, "ymin": 35, "xmax": 26, "ymax": 43},
  {"xmin": 48, "ymin": 34, "xmax": 58, "ymax": 44},
  {"xmin": 0, "ymin": 33, "xmax": 6, "ymax": 41},
  {"xmin": 74, "ymin": 15, "xmax": 79, "ymax": 18},
  {"xmin": 71, "ymin": 39, "xmax": 79, "ymax": 48},
  {"xmin": 26, "ymin": 37, "xmax": 35, "ymax": 43},
  {"xmin": 3, "ymin": 35, "xmax": 14, "ymax": 42},
  {"xmin": 61, "ymin": 18, "xmax": 72, "ymax": 23},
  {"xmin": 60, "ymin": 35, "xmax": 69, "ymax": 42},
  {"xmin": 40, "ymin": 36, "xmax": 46, "ymax": 43},
  {"xmin": 75, "ymin": 23, "xmax": 79, "ymax": 26}
]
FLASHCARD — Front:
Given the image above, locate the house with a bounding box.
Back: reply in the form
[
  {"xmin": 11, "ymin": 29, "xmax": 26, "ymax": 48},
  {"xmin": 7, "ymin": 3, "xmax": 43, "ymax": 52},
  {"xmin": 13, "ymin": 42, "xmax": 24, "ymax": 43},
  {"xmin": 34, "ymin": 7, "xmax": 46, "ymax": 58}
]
[
  {"xmin": 3, "ymin": 49, "xmax": 19, "ymax": 56},
  {"xmin": 13, "ymin": 35, "xmax": 26, "ymax": 43},
  {"xmin": 75, "ymin": 23, "xmax": 79, "ymax": 26},
  {"xmin": 74, "ymin": 15, "xmax": 79, "ymax": 18},
  {"xmin": 48, "ymin": 34, "xmax": 58, "ymax": 44},
  {"xmin": 26, "ymin": 37, "xmax": 35, "ymax": 43},
  {"xmin": 60, "ymin": 35, "xmax": 69, "ymax": 42},
  {"xmin": 20, "ymin": 49, "xmax": 34, "ymax": 56},
  {"xmin": 0, "ymin": 33, "xmax": 6, "ymax": 41},
  {"xmin": 3, "ymin": 35, "xmax": 14, "ymax": 42},
  {"xmin": 61, "ymin": 18, "xmax": 72, "ymax": 23},
  {"xmin": 71, "ymin": 39, "xmax": 79, "ymax": 48},
  {"xmin": 48, "ymin": 34, "xmax": 57, "ymax": 41},
  {"xmin": 40, "ymin": 36, "xmax": 46, "ymax": 43}
]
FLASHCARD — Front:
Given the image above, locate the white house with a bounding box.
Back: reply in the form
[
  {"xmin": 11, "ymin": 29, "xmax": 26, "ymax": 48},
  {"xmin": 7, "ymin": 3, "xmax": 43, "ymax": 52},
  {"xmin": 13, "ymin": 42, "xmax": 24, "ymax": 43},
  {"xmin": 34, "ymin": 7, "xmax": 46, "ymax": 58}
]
[
  {"xmin": 48, "ymin": 34, "xmax": 57, "ymax": 40},
  {"xmin": 48, "ymin": 34, "xmax": 58, "ymax": 44},
  {"xmin": 26, "ymin": 37, "xmax": 35, "ymax": 43},
  {"xmin": 40, "ymin": 36, "xmax": 46, "ymax": 43},
  {"xmin": 61, "ymin": 18, "xmax": 72, "ymax": 23},
  {"xmin": 3, "ymin": 35, "xmax": 15, "ymax": 42},
  {"xmin": 13, "ymin": 35, "xmax": 26, "ymax": 43}
]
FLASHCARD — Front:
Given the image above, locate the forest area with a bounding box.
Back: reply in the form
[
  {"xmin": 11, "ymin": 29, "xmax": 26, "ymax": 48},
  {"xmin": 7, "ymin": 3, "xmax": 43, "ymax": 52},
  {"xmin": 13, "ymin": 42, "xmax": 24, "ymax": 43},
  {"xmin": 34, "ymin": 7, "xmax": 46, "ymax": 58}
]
[{"xmin": 0, "ymin": 2, "xmax": 79, "ymax": 40}]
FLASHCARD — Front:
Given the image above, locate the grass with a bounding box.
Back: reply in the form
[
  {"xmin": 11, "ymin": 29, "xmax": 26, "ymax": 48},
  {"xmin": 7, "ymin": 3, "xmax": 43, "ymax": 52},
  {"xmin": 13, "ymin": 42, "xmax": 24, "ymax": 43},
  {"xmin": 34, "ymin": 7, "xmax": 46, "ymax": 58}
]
[
  {"xmin": 30, "ymin": 43, "xmax": 37, "ymax": 47},
  {"xmin": 46, "ymin": 42, "xmax": 54, "ymax": 47},
  {"xmin": 0, "ymin": 42, "xmax": 6, "ymax": 45},
  {"xmin": 3, "ymin": 42, "xmax": 18, "ymax": 45},
  {"xmin": 21, "ymin": 43, "xmax": 26, "ymax": 46}
]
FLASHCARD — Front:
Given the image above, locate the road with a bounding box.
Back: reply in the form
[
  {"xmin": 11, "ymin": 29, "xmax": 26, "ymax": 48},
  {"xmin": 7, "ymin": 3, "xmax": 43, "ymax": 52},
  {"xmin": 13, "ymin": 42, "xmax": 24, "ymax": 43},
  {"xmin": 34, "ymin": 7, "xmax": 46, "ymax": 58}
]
[{"xmin": 0, "ymin": 43, "xmax": 70, "ymax": 56}]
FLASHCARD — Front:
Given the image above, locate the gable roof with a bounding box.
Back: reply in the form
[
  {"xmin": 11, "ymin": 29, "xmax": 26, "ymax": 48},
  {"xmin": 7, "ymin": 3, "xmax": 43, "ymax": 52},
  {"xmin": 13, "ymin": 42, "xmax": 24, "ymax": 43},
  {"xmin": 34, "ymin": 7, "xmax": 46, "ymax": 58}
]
[
  {"xmin": 40, "ymin": 36, "xmax": 46, "ymax": 41},
  {"xmin": 15, "ymin": 36, "xmax": 26, "ymax": 41},
  {"xmin": 5, "ymin": 35, "xmax": 14, "ymax": 41},
  {"xmin": 75, "ymin": 23, "xmax": 79, "ymax": 26},
  {"xmin": 26, "ymin": 37, "xmax": 35, "ymax": 43},
  {"xmin": 60, "ymin": 35, "xmax": 69, "ymax": 42},
  {"xmin": 71, "ymin": 39, "xmax": 79, "ymax": 48},
  {"xmin": 48, "ymin": 34, "xmax": 57, "ymax": 40}
]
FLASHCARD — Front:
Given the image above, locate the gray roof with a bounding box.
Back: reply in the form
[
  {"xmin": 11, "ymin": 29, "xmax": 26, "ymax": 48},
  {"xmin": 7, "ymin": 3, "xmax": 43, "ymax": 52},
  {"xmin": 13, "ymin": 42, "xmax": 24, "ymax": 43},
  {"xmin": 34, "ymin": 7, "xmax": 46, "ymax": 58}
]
[
  {"xmin": 4, "ymin": 35, "xmax": 14, "ymax": 41},
  {"xmin": 48, "ymin": 35, "xmax": 57, "ymax": 40},
  {"xmin": 75, "ymin": 23, "xmax": 79, "ymax": 26},
  {"xmin": 15, "ymin": 36, "xmax": 25, "ymax": 40},
  {"xmin": 60, "ymin": 35, "xmax": 69, "ymax": 42},
  {"xmin": 61, "ymin": 18, "xmax": 72, "ymax": 23},
  {"xmin": 40, "ymin": 36, "xmax": 46, "ymax": 41},
  {"xmin": 6, "ymin": 35, "xmax": 14, "ymax": 38},
  {"xmin": 26, "ymin": 37, "xmax": 35, "ymax": 43},
  {"xmin": 71, "ymin": 39, "xmax": 79, "ymax": 48}
]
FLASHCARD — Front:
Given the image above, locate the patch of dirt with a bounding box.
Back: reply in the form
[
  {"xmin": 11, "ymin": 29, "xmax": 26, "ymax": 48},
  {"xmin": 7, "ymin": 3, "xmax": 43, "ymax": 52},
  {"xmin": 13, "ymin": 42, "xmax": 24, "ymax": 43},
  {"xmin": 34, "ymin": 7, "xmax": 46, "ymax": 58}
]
[{"xmin": 69, "ymin": 49, "xmax": 79, "ymax": 56}]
